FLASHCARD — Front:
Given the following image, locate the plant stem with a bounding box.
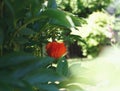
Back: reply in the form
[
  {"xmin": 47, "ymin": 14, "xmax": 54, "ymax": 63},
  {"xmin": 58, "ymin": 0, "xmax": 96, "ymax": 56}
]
[
  {"xmin": 9, "ymin": 16, "xmax": 46, "ymax": 45},
  {"xmin": 0, "ymin": 45, "xmax": 3, "ymax": 56},
  {"xmin": 0, "ymin": 0, "xmax": 4, "ymax": 18}
]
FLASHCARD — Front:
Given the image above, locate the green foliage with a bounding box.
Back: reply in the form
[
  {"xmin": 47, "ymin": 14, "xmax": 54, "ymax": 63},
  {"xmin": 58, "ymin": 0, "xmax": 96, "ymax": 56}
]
[
  {"xmin": 0, "ymin": 0, "xmax": 84, "ymax": 56},
  {"xmin": 56, "ymin": 0, "xmax": 115, "ymax": 58},
  {"xmin": 56, "ymin": 0, "xmax": 113, "ymax": 17},
  {"xmin": 56, "ymin": 57, "xmax": 69, "ymax": 76},
  {"xmin": 71, "ymin": 11, "xmax": 115, "ymax": 58},
  {"xmin": 0, "ymin": 52, "xmax": 94, "ymax": 91},
  {"xmin": 0, "ymin": 0, "xmax": 89, "ymax": 91},
  {"xmin": 0, "ymin": 52, "xmax": 55, "ymax": 91}
]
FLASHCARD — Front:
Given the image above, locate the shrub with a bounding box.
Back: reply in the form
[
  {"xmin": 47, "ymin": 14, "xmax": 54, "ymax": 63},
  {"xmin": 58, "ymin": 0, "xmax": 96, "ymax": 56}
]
[
  {"xmin": 71, "ymin": 11, "xmax": 115, "ymax": 58},
  {"xmin": 0, "ymin": 0, "xmax": 90, "ymax": 91},
  {"xmin": 56, "ymin": 0, "xmax": 113, "ymax": 17}
]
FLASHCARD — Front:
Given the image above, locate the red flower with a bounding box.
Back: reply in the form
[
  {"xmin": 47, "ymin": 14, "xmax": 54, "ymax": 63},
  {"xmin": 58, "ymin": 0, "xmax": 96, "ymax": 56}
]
[{"xmin": 46, "ymin": 41, "xmax": 67, "ymax": 59}]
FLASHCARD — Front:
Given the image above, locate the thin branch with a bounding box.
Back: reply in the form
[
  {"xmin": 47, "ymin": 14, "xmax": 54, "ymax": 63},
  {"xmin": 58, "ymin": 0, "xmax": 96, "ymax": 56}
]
[{"xmin": 10, "ymin": 16, "xmax": 46, "ymax": 44}]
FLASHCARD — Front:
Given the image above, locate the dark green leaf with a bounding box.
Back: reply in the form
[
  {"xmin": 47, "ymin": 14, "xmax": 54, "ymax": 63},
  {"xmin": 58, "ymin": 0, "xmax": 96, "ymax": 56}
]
[
  {"xmin": 37, "ymin": 84, "xmax": 59, "ymax": 91},
  {"xmin": 0, "ymin": 77, "xmax": 33, "ymax": 91},
  {"xmin": 4, "ymin": 0, "xmax": 15, "ymax": 18},
  {"xmin": 0, "ymin": 52, "xmax": 36, "ymax": 68},
  {"xmin": 18, "ymin": 81, "xmax": 33, "ymax": 91},
  {"xmin": 0, "ymin": 76, "xmax": 24, "ymax": 87},
  {"xmin": 23, "ymin": 68, "xmax": 66, "ymax": 84},
  {"xmin": 12, "ymin": 57, "xmax": 54, "ymax": 79},
  {"xmin": 0, "ymin": 83, "xmax": 11, "ymax": 91},
  {"xmin": 56, "ymin": 57, "xmax": 69, "ymax": 77},
  {"xmin": 69, "ymin": 34, "xmax": 86, "ymax": 44},
  {"xmin": 42, "ymin": 8, "xmax": 74, "ymax": 28}
]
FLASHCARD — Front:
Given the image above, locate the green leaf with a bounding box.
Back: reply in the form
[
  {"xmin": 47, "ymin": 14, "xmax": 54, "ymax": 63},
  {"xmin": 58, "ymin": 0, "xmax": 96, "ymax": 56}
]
[
  {"xmin": 4, "ymin": 0, "xmax": 15, "ymax": 18},
  {"xmin": 66, "ymin": 84, "xmax": 84, "ymax": 91},
  {"xmin": 0, "ymin": 76, "xmax": 23, "ymax": 87},
  {"xmin": 0, "ymin": 83, "xmax": 11, "ymax": 91},
  {"xmin": 66, "ymin": 12, "xmax": 86, "ymax": 26},
  {"xmin": 23, "ymin": 68, "xmax": 66, "ymax": 84},
  {"xmin": 0, "ymin": 52, "xmax": 36, "ymax": 68},
  {"xmin": 68, "ymin": 34, "xmax": 86, "ymax": 44},
  {"xmin": 0, "ymin": 74, "xmax": 31, "ymax": 91},
  {"xmin": 0, "ymin": 77, "xmax": 33, "ymax": 91},
  {"xmin": 12, "ymin": 57, "xmax": 54, "ymax": 79},
  {"xmin": 70, "ymin": 16, "xmax": 86, "ymax": 26},
  {"xmin": 18, "ymin": 81, "xmax": 33, "ymax": 91},
  {"xmin": 37, "ymin": 84, "xmax": 59, "ymax": 91},
  {"xmin": 56, "ymin": 57, "xmax": 69, "ymax": 77},
  {"xmin": 42, "ymin": 8, "xmax": 74, "ymax": 28}
]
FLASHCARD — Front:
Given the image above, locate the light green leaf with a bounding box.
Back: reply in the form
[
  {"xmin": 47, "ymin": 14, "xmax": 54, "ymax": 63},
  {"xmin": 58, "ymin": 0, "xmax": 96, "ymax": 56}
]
[
  {"xmin": 66, "ymin": 12, "xmax": 86, "ymax": 26},
  {"xmin": 66, "ymin": 84, "xmax": 84, "ymax": 91},
  {"xmin": 69, "ymin": 63, "xmax": 96, "ymax": 85}
]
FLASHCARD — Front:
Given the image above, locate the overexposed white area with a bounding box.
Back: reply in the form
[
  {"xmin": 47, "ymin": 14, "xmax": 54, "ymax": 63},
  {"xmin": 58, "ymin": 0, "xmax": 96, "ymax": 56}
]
[{"xmin": 69, "ymin": 46, "xmax": 120, "ymax": 91}]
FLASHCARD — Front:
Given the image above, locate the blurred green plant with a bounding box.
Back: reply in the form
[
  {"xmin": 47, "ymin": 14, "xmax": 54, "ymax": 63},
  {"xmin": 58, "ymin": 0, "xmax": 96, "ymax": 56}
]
[
  {"xmin": 71, "ymin": 11, "xmax": 115, "ymax": 58},
  {"xmin": 56, "ymin": 0, "xmax": 113, "ymax": 17},
  {"xmin": 0, "ymin": 0, "xmax": 91, "ymax": 91},
  {"xmin": 0, "ymin": 0, "xmax": 84, "ymax": 56}
]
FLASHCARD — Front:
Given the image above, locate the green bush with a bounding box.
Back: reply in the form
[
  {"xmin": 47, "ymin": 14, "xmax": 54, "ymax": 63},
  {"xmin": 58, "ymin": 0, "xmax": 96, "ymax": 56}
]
[
  {"xmin": 56, "ymin": 0, "xmax": 113, "ymax": 17},
  {"xmin": 71, "ymin": 11, "xmax": 115, "ymax": 58},
  {"xmin": 0, "ymin": 0, "xmax": 91, "ymax": 91}
]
